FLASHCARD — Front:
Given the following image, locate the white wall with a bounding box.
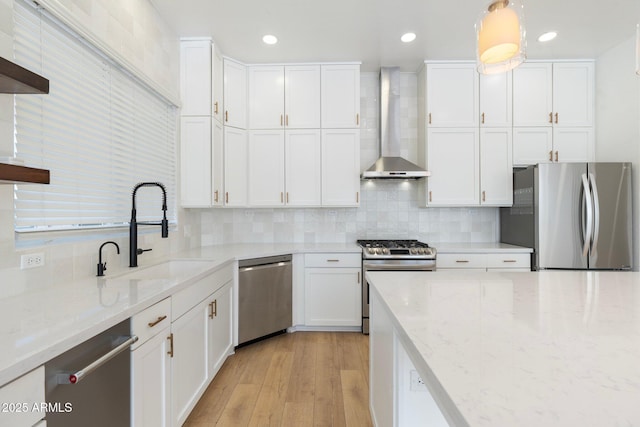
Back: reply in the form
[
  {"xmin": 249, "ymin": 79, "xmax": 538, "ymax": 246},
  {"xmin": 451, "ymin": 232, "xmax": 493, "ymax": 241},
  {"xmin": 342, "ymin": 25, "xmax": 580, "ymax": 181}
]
[
  {"xmin": 0, "ymin": 0, "xmax": 201, "ymax": 298},
  {"xmin": 198, "ymin": 72, "xmax": 500, "ymax": 245},
  {"xmin": 595, "ymin": 35, "xmax": 640, "ymax": 269}
]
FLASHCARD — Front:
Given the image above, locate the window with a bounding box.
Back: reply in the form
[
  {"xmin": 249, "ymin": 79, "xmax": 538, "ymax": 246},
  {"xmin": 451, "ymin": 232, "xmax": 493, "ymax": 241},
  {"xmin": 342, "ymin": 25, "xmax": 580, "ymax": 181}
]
[{"xmin": 13, "ymin": 0, "xmax": 177, "ymax": 232}]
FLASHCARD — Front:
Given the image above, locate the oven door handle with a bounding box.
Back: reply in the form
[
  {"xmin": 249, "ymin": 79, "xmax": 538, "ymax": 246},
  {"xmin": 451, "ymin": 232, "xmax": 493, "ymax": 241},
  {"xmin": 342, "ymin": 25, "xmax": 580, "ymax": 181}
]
[
  {"xmin": 58, "ymin": 335, "xmax": 138, "ymax": 384},
  {"xmin": 363, "ymin": 262, "xmax": 436, "ymax": 271}
]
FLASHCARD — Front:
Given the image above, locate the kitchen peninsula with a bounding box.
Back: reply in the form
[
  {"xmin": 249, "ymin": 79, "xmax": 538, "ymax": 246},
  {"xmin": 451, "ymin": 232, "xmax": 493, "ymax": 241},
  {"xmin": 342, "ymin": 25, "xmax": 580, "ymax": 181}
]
[{"xmin": 368, "ymin": 270, "xmax": 640, "ymax": 427}]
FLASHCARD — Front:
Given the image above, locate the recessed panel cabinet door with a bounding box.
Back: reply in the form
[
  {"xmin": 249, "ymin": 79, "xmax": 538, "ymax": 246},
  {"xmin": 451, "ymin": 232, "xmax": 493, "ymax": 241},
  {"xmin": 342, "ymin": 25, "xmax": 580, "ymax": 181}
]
[
  {"xmin": 248, "ymin": 65, "xmax": 284, "ymax": 129},
  {"xmin": 512, "ymin": 127, "xmax": 554, "ymax": 166},
  {"xmin": 180, "ymin": 40, "xmax": 211, "ymax": 116},
  {"xmin": 552, "ymin": 62, "xmax": 594, "ymax": 127},
  {"xmin": 480, "ymin": 128, "xmax": 513, "ymax": 206},
  {"xmin": 553, "ymin": 127, "xmax": 593, "ymax": 163},
  {"xmin": 479, "ymin": 71, "xmax": 512, "ymax": 127},
  {"xmin": 513, "ymin": 63, "xmax": 553, "ymax": 127},
  {"xmin": 426, "ymin": 63, "xmax": 478, "ymax": 128},
  {"xmin": 321, "ymin": 64, "xmax": 360, "ymax": 128},
  {"xmin": 248, "ymin": 130, "xmax": 285, "ymax": 206},
  {"xmin": 285, "ymin": 65, "xmax": 320, "ymax": 129},
  {"xmin": 212, "ymin": 120, "xmax": 224, "ymax": 206},
  {"xmin": 321, "ymin": 129, "xmax": 360, "ymax": 206},
  {"xmin": 180, "ymin": 116, "xmax": 212, "ymax": 207},
  {"xmin": 426, "ymin": 128, "xmax": 479, "ymax": 206},
  {"xmin": 224, "ymin": 127, "xmax": 247, "ymax": 206},
  {"xmin": 207, "ymin": 281, "xmax": 233, "ymax": 380},
  {"xmin": 223, "ymin": 58, "xmax": 247, "ymax": 129},
  {"xmin": 212, "ymin": 44, "xmax": 224, "ymax": 123},
  {"xmin": 285, "ymin": 129, "xmax": 321, "ymax": 206}
]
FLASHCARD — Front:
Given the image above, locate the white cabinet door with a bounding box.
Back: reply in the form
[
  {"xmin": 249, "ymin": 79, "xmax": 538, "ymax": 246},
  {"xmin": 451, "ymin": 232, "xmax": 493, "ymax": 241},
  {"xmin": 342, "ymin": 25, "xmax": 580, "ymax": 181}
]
[
  {"xmin": 426, "ymin": 128, "xmax": 479, "ymax": 206},
  {"xmin": 480, "ymin": 71, "xmax": 512, "ymax": 127},
  {"xmin": 512, "ymin": 127, "xmax": 554, "ymax": 166},
  {"xmin": 552, "ymin": 62, "xmax": 594, "ymax": 127},
  {"xmin": 553, "ymin": 127, "xmax": 593, "ymax": 163},
  {"xmin": 207, "ymin": 281, "xmax": 233, "ymax": 380},
  {"xmin": 212, "ymin": 119, "xmax": 224, "ymax": 206},
  {"xmin": 132, "ymin": 328, "xmax": 171, "ymax": 427},
  {"xmin": 426, "ymin": 63, "xmax": 478, "ymax": 127},
  {"xmin": 304, "ymin": 268, "xmax": 361, "ymax": 326},
  {"xmin": 180, "ymin": 39, "xmax": 211, "ymax": 116},
  {"xmin": 321, "ymin": 64, "xmax": 360, "ymax": 128},
  {"xmin": 180, "ymin": 116, "xmax": 212, "ymax": 207},
  {"xmin": 285, "ymin": 65, "xmax": 320, "ymax": 129},
  {"xmin": 212, "ymin": 44, "xmax": 224, "ymax": 124},
  {"xmin": 248, "ymin": 65, "xmax": 285, "ymax": 129},
  {"xmin": 223, "ymin": 58, "xmax": 247, "ymax": 129},
  {"xmin": 480, "ymin": 128, "xmax": 513, "ymax": 206},
  {"xmin": 513, "ymin": 63, "xmax": 553, "ymax": 127},
  {"xmin": 224, "ymin": 127, "xmax": 247, "ymax": 206},
  {"xmin": 248, "ymin": 130, "xmax": 285, "ymax": 206},
  {"xmin": 171, "ymin": 300, "xmax": 209, "ymax": 427},
  {"xmin": 285, "ymin": 129, "xmax": 321, "ymax": 206},
  {"xmin": 321, "ymin": 129, "xmax": 360, "ymax": 206}
]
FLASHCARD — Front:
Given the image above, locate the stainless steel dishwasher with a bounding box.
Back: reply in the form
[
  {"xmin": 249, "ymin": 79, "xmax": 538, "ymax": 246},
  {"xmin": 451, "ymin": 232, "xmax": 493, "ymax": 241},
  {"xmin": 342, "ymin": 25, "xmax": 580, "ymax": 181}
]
[
  {"xmin": 45, "ymin": 319, "xmax": 137, "ymax": 427},
  {"xmin": 238, "ymin": 254, "xmax": 292, "ymax": 346}
]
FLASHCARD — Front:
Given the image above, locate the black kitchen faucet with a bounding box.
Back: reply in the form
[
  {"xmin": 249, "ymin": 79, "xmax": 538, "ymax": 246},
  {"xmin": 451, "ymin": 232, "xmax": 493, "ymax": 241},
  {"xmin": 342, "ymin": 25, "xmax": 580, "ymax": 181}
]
[{"xmin": 129, "ymin": 182, "xmax": 169, "ymax": 267}]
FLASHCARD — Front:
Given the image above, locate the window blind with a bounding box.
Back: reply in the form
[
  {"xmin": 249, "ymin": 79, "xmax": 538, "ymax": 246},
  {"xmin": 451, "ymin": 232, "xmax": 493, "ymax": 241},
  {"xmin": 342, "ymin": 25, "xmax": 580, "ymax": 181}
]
[{"xmin": 13, "ymin": 0, "xmax": 177, "ymax": 232}]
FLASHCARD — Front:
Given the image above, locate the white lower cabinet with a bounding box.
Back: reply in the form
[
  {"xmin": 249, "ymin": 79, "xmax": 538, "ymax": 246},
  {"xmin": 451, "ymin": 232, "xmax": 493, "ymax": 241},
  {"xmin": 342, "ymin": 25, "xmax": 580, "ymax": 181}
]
[
  {"xmin": 0, "ymin": 366, "xmax": 45, "ymax": 427},
  {"xmin": 438, "ymin": 252, "xmax": 531, "ymax": 272},
  {"xmin": 207, "ymin": 280, "xmax": 233, "ymax": 380},
  {"xmin": 304, "ymin": 253, "xmax": 361, "ymax": 327}
]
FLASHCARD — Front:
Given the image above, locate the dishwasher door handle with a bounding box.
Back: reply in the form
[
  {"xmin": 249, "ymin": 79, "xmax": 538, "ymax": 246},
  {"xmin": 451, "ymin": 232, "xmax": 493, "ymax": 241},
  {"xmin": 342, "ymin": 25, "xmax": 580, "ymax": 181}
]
[
  {"xmin": 59, "ymin": 335, "xmax": 138, "ymax": 385},
  {"xmin": 239, "ymin": 261, "xmax": 291, "ymax": 273}
]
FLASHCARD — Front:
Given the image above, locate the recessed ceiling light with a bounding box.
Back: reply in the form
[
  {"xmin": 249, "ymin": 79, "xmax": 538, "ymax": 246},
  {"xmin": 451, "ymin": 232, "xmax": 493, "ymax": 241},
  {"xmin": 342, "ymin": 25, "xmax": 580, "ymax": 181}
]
[
  {"xmin": 401, "ymin": 33, "xmax": 416, "ymax": 43},
  {"xmin": 538, "ymin": 31, "xmax": 557, "ymax": 42},
  {"xmin": 262, "ymin": 34, "xmax": 278, "ymax": 45}
]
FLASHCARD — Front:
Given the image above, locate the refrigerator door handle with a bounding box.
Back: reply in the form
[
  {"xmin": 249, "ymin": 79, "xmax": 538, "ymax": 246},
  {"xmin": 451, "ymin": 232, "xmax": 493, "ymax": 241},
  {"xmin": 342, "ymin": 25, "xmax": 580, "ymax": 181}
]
[
  {"xmin": 588, "ymin": 173, "xmax": 600, "ymax": 255},
  {"xmin": 581, "ymin": 173, "xmax": 593, "ymax": 257}
]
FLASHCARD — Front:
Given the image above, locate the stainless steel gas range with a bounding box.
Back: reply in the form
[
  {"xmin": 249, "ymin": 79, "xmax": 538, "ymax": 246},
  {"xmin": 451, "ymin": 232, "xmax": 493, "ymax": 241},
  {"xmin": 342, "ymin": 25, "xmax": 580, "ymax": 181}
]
[{"xmin": 357, "ymin": 239, "xmax": 437, "ymax": 334}]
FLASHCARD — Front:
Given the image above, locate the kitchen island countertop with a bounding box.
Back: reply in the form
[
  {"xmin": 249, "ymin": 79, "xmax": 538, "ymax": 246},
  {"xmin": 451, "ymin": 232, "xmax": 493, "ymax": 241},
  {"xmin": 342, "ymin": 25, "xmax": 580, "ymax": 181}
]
[{"xmin": 367, "ymin": 270, "xmax": 640, "ymax": 427}]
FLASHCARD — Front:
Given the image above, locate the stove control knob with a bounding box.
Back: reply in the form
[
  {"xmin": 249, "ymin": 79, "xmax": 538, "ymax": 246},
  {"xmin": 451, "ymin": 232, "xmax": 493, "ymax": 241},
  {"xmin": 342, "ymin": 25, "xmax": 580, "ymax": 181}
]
[
  {"xmin": 419, "ymin": 248, "xmax": 426, "ymax": 254},
  {"xmin": 382, "ymin": 248, "xmax": 390, "ymax": 255},
  {"xmin": 410, "ymin": 248, "xmax": 417, "ymax": 255},
  {"xmin": 368, "ymin": 248, "xmax": 375, "ymax": 255}
]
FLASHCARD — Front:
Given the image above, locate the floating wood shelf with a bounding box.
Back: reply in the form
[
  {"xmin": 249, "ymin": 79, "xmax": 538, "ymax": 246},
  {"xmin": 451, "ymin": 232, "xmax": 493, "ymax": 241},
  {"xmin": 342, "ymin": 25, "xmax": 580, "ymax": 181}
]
[
  {"xmin": 0, "ymin": 163, "xmax": 50, "ymax": 184},
  {"xmin": 0, "ymin": 56, "xmax": 49, "ymax": 94}
]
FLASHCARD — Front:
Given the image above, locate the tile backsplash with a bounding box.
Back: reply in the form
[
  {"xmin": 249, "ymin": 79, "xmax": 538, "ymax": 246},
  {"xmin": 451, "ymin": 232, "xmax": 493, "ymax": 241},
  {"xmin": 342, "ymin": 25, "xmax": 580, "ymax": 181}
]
[{"xmin": 198, "ymin": 71, "xmax": 499, "ymax": 245}]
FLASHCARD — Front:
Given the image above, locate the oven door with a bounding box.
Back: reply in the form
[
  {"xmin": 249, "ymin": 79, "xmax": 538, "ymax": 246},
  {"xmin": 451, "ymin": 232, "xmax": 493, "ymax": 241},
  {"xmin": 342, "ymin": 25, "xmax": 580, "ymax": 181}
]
[{"xmin": 361, "ymin": 258, "xmax": 436, "ymax": 334}]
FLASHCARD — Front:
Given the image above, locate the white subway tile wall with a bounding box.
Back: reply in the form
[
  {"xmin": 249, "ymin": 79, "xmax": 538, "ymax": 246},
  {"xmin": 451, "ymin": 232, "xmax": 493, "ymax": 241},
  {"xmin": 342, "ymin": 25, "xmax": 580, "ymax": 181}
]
[{"xmin": 199, "ymin": 72, "xmax": 499, "ymax": 244}]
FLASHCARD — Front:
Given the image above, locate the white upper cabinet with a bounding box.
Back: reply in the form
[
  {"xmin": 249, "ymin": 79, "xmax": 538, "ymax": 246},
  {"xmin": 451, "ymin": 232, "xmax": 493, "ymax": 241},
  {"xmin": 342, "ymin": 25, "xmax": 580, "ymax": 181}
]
[
  {"xmin": 180, "ymin": 39, "xmax": 212, "ymax": 116},
  {"xmin": 285, "ymin": 65, "xmax": 321, "ymax": 128},
  {"xmin": 513, "ymin": 63, "xmax": 553, "ymax": 127},
  {"xmin": 321, "ymin": 64, "xmax": 360, "ymax": 128},
  {"xmin": 248, "ymin": 66, "xmax": 285, "ymax": 129},
  {"xmin": 552, "ymin": 62, "xmax": 594, "ymax": 127},
  {"xmin": 224, "ymin": 126, "xmax": 248, "ymax": 206},
  {"xmin": 223, "ymin": 58, "xmax": 247, "ymax": 129},
  {"xmin": 180, "ymin": 116, "xmax": 212, "ymax": 207},
  {"xmin": 248, "ymin": 65, "xmax": 320, "ymax": 130},
  {"xmin": 212, "ymin": 120, "xmax": 224, "ymax": 206},
  {"xmin": 322, "ymin": 129, "xmax": 360, "ymax": 206},
  {"xmin": 480, "ymin": 128, "xmax": 513, "ymax": 206},
  {"xmin": 512, "ymin": 127, "xmax": 554, "ymax": 165},
  {"xmin": 285, "ymin": 129, "xmax": 321, "ymax": 206},
  {"xmin": 552, "ymin": 127, "xmax": 594, "ymax": 162},
  {"xmin": 248, "ymin": 130, "xmax": 285, "ymax": 206},
  {"xmin": 426, "ymin": 63, "xmax": 479, "ymax": 128},
  {"xmin": 212, "ymin": 47, "xmax": 224, "ymax": 123},
  {"xmin": 479, "ymin": 71, "xmax": 512, "ymax": 127}
]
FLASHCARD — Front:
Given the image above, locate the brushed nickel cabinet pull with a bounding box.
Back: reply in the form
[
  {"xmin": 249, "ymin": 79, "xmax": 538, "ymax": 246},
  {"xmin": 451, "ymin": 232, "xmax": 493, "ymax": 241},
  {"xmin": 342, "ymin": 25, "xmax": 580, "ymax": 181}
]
[
  {"xmin": 549, "ymin": 150, "xmax": 553, "ymax": 161},
  {"xmin": 225, "ymin": 110, "xmax": 229, "ymax": 122},
  {"xmin": 327, "ymin": 259, "xmax": 340, "ymax": 262},
  {"xmin": 503, "ymin": 259, "xmax": 517, "ymax": 263},
  {"xmin": 167, "ymin": 333, "xmax": 174, "ymax": 358},
  {"xmin": 555, "ymin": 112, "xmax": 558, "ymax": 124},
  {"xmin": 148, "ymin": 315, "xmax": 167, "ymax": 328},
  {"xmin": 214, "ymin": 101, "xmax": 219, "ymax": 114},
  {"xmin": 555, "ymin": 151, "xmax": 559, "ymax": 162},
  {"xmin": 286, "ymin": 192, "xmax": 289, "ymax": 203},
  {"xmin": 549, "ymin": 112, "xmax": 553, "ymax": 123},
  {"xmin": 213, "ymin": 299, "xmax": 217, "ymax": 317},
  {"xmin": 214, "ymin": 190, "xmax": 219, "ymax": 203},
  {"xmin": 286, "ymin": 115, "xmax": 289, "ymax": 126},
  {"xmin": 356, "ymin": 192, "xmax": 359, "ymax": 203},
  {"xmin": 280, "ymin": 192, "xmax": 284, "ymax": 203},
  {"xmin": 429, "ymin": 191, "xmax": 432, "ymax": 202},
  {"xmin": 225, "ymin": 192, "xmax": 229, "ymax": 204},
  {"xmin": 456, "ymin": 260, "xmax": 469, "ymax": 263},
  {"xmin": 208, "ymin": 302, "xmax": 214, "ymax": 319},
  {"xmin": 428, "ymin": 113, "xmax": 432, "ymax": 124},
  {"xmin": 356, "ymin": 113, "xmax": 360, "ymax": 126},
  {"xmin": 280, "ymin": 114, "xmax": 283, "ymax": 126},
  {"xmin": 482, "ymin": 190, "xmax": 486, "ymax": 202},
  {"xmin": 357, "ymin": 271, "xmax": 360, "ymax": 283},
  {"xmin": 481, "ymin": 112, "xmax": 485, "ymax": 124}
]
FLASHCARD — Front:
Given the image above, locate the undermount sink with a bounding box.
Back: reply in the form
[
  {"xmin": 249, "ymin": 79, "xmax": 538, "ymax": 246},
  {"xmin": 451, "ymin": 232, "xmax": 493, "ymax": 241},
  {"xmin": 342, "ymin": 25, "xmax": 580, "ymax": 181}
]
[{"xmin": 111, "ymin": 259, "xmax": 215, "ymax": 281}]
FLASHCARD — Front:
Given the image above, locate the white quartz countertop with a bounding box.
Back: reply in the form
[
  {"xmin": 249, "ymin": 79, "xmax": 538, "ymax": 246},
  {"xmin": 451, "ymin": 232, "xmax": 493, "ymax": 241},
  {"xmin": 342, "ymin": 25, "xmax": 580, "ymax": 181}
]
[
  {"xmin": 367, "ymin": 270, "xmax": 640, "ymax": 427},
  {"xmin": 435, "ymin": 242, "xmax": 533, "ymax": 253},
  {"xmin": 0, "ymin": 242, "xmax": 360, "ymax": 387}
]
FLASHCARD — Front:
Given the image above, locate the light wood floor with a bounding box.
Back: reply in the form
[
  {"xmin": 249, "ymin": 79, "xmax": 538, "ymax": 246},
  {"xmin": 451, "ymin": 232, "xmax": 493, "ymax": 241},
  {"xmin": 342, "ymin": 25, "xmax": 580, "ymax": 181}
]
[{"xmin": 184, "ymin": 331, "xmax": 373, "ymax": 427}]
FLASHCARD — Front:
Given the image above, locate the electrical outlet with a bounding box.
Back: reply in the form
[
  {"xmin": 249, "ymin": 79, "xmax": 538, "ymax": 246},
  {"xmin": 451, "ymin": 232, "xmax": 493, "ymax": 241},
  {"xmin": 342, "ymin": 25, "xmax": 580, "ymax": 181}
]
[
  {"xmin": 410, "ymin": 370, "xmax": 427, "ymax": 392},
  {"xmin": 20, "ymin": 252, "xmax": 45, "ymax": 269}
]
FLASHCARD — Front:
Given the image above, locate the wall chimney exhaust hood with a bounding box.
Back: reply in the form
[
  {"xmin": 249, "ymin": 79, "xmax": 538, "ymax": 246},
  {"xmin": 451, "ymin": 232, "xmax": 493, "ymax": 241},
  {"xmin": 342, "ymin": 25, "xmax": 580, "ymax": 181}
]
[
  {"xmin": 361, "ymin": 67, "xmax": 429, "ymax": 179},
  {"xmin": 0, "ymin": 56, "xmax": 49, "ymax": 94}
]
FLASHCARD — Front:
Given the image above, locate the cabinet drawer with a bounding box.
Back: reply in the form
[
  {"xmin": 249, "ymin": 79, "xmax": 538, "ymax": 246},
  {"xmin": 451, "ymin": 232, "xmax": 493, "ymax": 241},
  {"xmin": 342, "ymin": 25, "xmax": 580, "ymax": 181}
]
[
  {"xmin": 305, "ymin": 253, "xmax": 361, "ymax": 268},
  {"xmin": 437, "ymin": 253, "xmax": 486, "ymax": 269},
  {"xmin": 486, "ymin": 253, "xmax": 530, "ymax": 269},
  {"xmin": 0, "ymin": 366, "xmax": 44, "ymax": 427},
  {"xmin": 172, "ymin": 264, "xmax": 234, "ymax": 320},
  {"xmin": 132, "ymin": 297, "xmax": 172, "ymax": 349}
]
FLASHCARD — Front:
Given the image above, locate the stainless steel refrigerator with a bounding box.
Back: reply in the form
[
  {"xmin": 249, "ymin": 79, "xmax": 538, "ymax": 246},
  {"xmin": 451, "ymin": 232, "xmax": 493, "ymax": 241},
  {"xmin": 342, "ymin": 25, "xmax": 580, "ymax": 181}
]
[{"xmin": 500, "ymin": 163, "xmax": 632, "ymax": 270}]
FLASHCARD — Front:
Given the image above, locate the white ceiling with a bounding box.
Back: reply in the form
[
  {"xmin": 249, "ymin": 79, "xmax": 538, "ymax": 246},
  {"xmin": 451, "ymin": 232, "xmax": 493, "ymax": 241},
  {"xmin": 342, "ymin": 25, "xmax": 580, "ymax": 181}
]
[{"xmin": 150, "ymin": 0, "xmax": 640, "ymax": 71}]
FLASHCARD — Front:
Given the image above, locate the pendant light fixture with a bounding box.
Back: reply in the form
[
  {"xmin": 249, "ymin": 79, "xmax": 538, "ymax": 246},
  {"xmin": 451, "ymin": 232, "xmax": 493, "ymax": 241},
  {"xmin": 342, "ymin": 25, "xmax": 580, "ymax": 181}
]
[{"xmin": 476, "ymin": 0, "xmax": 526, "ymax": 74}]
